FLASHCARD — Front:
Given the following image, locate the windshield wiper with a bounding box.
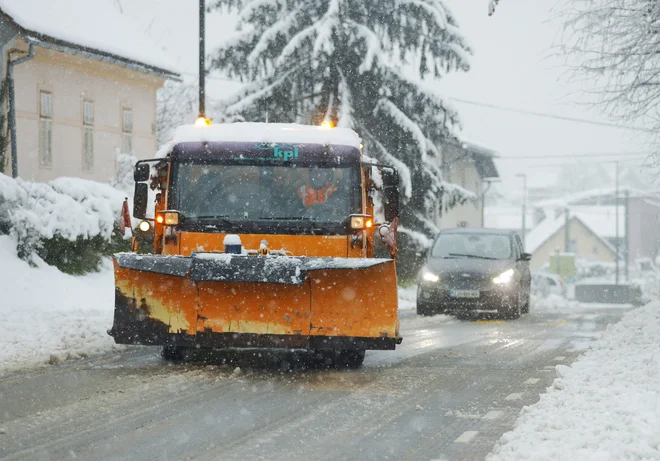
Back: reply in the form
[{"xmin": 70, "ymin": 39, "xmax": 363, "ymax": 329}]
[
  {"xmin": 447, "ymin": 253, "xmax": 497, "ymax": 260},
  {"xmin": 258, "ymin": 216, "xmax": 316, "ymax": 221},
  {"xmin": 187, "ymin": 215, "xmax": 230, "ymax": 220},
  {"xmin": 185, "ymin": 216, "xmax": 236, "ymax": 227}
]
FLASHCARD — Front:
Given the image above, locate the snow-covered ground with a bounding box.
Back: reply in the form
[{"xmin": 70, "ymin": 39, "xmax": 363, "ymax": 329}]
[
  {"xmin": 0, "ymin": 235, "xmax": 119, "ymax": 373},
  {"xmin": 487, "ymin": 300, "xmax": 660, "ymax": 461},
  {"xmin": 398, "ymin": 285, "xmax": 417, "ymax": 310}
]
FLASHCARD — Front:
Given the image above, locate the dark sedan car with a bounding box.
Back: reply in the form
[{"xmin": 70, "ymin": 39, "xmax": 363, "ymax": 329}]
[{"xmin": 416, "ymin": 228, "xmax": 532, "ymax": 319}]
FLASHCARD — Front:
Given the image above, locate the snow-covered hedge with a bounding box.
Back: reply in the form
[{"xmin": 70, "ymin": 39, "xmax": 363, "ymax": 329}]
[{"xmin": 0, "ymin": 173, "xmax": 129, "ymax": 273}]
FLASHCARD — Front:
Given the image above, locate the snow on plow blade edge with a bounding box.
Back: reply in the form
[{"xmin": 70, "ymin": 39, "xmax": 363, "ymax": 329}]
[{"xmin": 109, "ymin": 253, "xmax": 401, "ymax": 350}]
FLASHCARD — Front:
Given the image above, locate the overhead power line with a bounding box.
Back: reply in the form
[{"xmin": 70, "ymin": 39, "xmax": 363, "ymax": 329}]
[
  {"xmin": 497, "ymin": 153, "xmax": 651, "ymax": 160},
  {"xmin": 448, "ymin": 97, "xmax": 655, "ymax": 133},
  {"xmin": 175, "ymin": 74, "xmax": 657, "ymax": 134}
]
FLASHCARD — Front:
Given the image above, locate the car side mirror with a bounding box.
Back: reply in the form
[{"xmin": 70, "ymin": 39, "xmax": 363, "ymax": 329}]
[
  {"xmin": 134, "ymin": 163, "xmax": 150, "ymax": 182},
  {"xmin": 520, "ymin": 252, "xmax": 532, "ymax": 261},
  {"xmin": 381, "ymin": 167, "xmax": 400, "ymax": 222}
]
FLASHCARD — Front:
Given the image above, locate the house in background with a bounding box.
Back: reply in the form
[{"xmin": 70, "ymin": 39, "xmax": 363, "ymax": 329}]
[
  {"xmin": 435, "ymin": 139, "xmax": 499, "ymax": 229},
  {"xmin": 534, "ymin": 187, "xmax": 660, "ymax": 266},
  {"xmin": 525, "ymin": 214, "xmax": 617, "ymax": 271},
  {"xmin": 0, "ymin": 1, "xmax": 179, "ymax": 183}
]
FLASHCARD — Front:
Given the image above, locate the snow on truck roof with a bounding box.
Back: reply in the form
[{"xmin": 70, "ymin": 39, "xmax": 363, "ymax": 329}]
[
  {"xmin": 0, "ymin": 0, "xmax": 179, "ymax": 77},
  {"xmin": 171, "ymin": 123, "xmax": 362, "ymax": 149}
]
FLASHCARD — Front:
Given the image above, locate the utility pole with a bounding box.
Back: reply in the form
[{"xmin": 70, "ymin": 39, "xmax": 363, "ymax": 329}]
[
  {"xmin": 198, "ymin": 0, "xmax": 206, "ymax": 119},
  {"xmin": 625, "ymin": 189, "xmax": 630, "ymax": 281},
  {"xmin": 615, "ymin": 161, "xmax": 620, "ymax": 285},
  {"xmin": 516, "ymin": 174, "xmax": 527, "ymax": 249},
  {"xmin": 564, "ymin": 208, "xmax": 570, "ymax": 252}
]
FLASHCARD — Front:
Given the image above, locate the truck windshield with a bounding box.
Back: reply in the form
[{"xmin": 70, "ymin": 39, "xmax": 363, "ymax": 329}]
[{"xmin": 172, "ymin": 162, "xmax": 361, "ymax": 223}]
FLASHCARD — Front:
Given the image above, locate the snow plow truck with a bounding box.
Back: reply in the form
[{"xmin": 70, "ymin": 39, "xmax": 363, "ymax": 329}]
[{"xmin": 109, "ymin": 122, "xmax": 401, "ymax": 368}]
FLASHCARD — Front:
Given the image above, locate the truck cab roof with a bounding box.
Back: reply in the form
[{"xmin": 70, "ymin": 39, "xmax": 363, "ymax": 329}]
[{"xmin": 171, "ymin": 123, "xmax": 362, "ymax": 150}]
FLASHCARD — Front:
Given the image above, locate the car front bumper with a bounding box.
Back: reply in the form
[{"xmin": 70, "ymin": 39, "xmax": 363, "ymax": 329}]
[{"xmin": 418, "ymin": 282, "xmax": 519, "ymax": 313}]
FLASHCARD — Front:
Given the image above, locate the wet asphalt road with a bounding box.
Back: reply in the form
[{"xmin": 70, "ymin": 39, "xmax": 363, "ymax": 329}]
[{"xmin": 0, "ymin": 305, "xmax": 629, "ymax": 461}]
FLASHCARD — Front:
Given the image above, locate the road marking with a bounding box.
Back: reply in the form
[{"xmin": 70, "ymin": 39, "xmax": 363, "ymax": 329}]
[
  {"xmin": 544, "ymin": 365, "xmax": 555, "ymax": 369},
  {"xmin": 524, "ymin": 378, "xmax": 540, "ymax": 385},
  {"xmin": 554, "ymin": 356, "xmax": 566, "ymax": 361},
  {"xmin": 474, "ymin": 320, "xmax": 506, "ymax": 324},
  {"xmin": 539, "ymin": 369, "xmax": 552, "ymax": 373},
  {"xmin": 505, "ymin": 393, "xmax": 522, "ymax": 400},
  {"xmin": 482, "ymin": 410, "xmax": 502, "ymax": 421},
  {"xmin": 454, "ymin": 431, "xmax": 479, "ymax": 443}
]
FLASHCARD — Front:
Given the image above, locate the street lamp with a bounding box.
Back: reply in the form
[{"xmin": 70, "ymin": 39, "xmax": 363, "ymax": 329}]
[{"xmin": 516, "ymin": 173, "xmax": 527, "ymax": 249}]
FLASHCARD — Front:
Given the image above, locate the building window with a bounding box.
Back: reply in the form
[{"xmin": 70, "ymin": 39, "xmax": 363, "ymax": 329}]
[
  {"xmin": 122, "ymin": 108, "xmax": 133, "ymax": 153},
  {"xmin": 39, "ymin": 91, "xmax": 53, "ymax": 167},
  {"xmin": 83, "ymin": 100, "xmax": 94, "ymax": 171}
]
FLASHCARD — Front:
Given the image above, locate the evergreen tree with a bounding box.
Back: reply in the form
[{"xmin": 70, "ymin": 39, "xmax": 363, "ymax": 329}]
[{"xmin": 209, "ymin": 0, "xmax": 474, "ymax": 269}]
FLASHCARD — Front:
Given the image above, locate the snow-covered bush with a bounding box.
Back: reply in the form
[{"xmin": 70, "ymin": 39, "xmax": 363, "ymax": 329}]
[
  {"xmin": 0, "ymin": 173, "xmax": 129, "ymax": 273},
  {"xmin": 110, "ymin": 151, "xmax": 137, "ymax": 194}
]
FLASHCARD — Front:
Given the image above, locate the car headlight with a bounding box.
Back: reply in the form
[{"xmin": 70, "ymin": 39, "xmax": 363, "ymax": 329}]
[
  {"xmin": 422, "ymin": 271, "xmax": 440, "ymax": 283},
  {"xmin": 493, "ymin": 268, "xmax": 515, "ymax": 285}
]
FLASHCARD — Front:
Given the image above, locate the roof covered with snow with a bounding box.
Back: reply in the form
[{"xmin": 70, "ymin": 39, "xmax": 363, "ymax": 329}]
[
  {"xmin": 525, "ymin": 213, "xmax": 616, "ymax": 255},
  {"xmin": 525, "ymin": 214, "xmax": 566, "ymax": 253},
  {"xmin": 457, "ymin": 137, "xmax": 499, "ymax": 179},
  {"xmin": 171, "ymin": 123, "xmax": 362, "ymax": 149},
  {"xmin": 535, "ymin": 186, "xmax": 660, "ymax": 209},
  {"xmin": 0, "ymin": 0, "xmax": 179, "ymax": 77},
  {"xmin": 572, "ymin": 206, "xmax": 625, "ymax": 239}
]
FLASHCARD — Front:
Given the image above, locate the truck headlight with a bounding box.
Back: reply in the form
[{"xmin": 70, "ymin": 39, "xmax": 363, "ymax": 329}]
[
  {"xmin": 493, "ymin": 269, "xmax": 514, "ymax": 285},
  {"xmin": 138, "ymin": 221, "xmax": 151, "ymax": 232},
  {"xmin": 422, "ymin": 271, "xmax": 440, "ymax": 283}
]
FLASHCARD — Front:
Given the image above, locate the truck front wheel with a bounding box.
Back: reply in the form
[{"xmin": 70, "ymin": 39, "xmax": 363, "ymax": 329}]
[
  {"xmin": 336, "ymin": 349, "xmax": 366, "ymax": 368},
  {"xmin": 161, "ymin": 345, "xmax": 187, "ymax": 361},
  {"xmin": 313, "ymin": 349, "xmax": 366, "ymax": 368}
]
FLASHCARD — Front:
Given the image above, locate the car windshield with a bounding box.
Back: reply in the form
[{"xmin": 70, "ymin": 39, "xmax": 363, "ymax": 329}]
[
  {"xmin": 430, "ymin": 233, "xmax": 512, "ymax": 260},
  {"xmin": 172, "ymin": 162, "xmax": 360, "ymax": 222}
]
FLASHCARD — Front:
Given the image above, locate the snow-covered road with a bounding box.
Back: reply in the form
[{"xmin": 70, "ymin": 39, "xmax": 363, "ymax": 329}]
[
  {"xmin": 2, "ymin": 236, "xmax": 653, "ymax": 461},
  {"xmin": 0, "ymin": 301, "xmax": 628, "ymax": 461}
]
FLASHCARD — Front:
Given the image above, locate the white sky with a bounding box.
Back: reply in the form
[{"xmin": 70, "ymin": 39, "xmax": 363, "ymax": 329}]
[{"xmin": 119, "ymin": 0, "xmax": 654, "ymax": 198}]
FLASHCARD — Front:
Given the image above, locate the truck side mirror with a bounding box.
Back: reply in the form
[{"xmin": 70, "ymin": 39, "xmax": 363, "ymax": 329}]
[
  {"xmin": 381, "ymin": 167, "xmax": 400, "ymax": 222},
  {"xmin": 134, "ymin": 163, "xmax": 150, "ymax": 182},
  {"xmin": 133, "ymin": 183, "xmax": 148, "ymax": 219}
]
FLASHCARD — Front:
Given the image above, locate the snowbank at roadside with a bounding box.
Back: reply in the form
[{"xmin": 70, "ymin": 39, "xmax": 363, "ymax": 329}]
[
  {"xmin": 398, "ymin": 285, "xmax": 417, "ymax": 310},
  {"xmin": 532, "ymin": 293, "xmax": 580, "ymax": 312},
  {"xmin": 0, "ymin": 235, "xmax": 119, "ymax": 373},
  {"xmin": 486, "ymin": 300, "xmax": 660, "ymax": 461}
]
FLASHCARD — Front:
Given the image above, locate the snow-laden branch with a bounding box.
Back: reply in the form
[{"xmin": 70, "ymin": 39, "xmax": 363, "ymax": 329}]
[
  {"xmin": 247, "ymin": 6, "xmax": 302, "ymax": 66},
  {"xmin": 312, "ymin": 0, "xmax": 339, "ymax": 60},
  {"xmin": 237, "ymin": 0, "xmax": 282, "ymax": 23},
  {"xmin": 347, "ymin": 20, "xmax": 386, "ymax": 74},
  {"xmin": 361, "ymin": 128, "xmax": 413, "ymax": 199},
  {"xmin": 398, "ymin": 0, "xmax": 448, "ymax": 30},
  {"xmin": 398, "ymin": 225, "xmax": 432, "ymax": 248},
  {"xmin": 336, "ymin": 69, "xmax": 354, "ymax": 129},
  {"xmin": 224, "ymin": 68, "xmax": 297, "ymax": 114},
  {"xmin": 562, "ymin": 0, "xmax": 660, "ymax": 140},
  {"xmin": 276, "ymin": 23, "xmax": 318, "ymax": 67},
  {"xmin": 373, "ymin": 98, "xmax": 428, "ymax": 158}
]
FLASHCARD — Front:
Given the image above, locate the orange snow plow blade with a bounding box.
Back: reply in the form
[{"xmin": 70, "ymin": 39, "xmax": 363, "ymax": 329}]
[{"xmin": 109, "ymin": 253, "xmax": 401, "ymax": 350}]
